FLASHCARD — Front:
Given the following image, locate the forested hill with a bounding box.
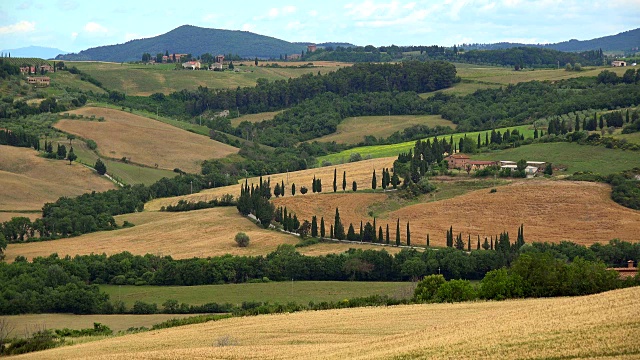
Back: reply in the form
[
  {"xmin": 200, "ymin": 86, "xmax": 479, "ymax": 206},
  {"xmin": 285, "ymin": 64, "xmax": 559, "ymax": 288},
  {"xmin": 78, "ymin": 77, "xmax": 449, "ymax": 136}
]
[
  {"xmin": 461, "ymin": 28, "xmax": 640, "ymax": 52},
  {"xmin": 55, "ymin": 25, "xmax": 307, "ymax": 62}
]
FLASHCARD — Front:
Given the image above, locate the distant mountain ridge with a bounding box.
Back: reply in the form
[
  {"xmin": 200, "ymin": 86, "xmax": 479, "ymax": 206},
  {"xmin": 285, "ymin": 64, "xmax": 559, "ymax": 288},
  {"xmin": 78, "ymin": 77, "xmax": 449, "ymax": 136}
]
[
  {"xmin": 461, "ymin": 28, "xmax": 640, "ymax": 52},
  {"xmin": 1, "ymin": 46, "xmax": 68, "ymax": 59},
  {"xmin": 56, "ymin": 25, "xmax": 308, "ymax": 62}
]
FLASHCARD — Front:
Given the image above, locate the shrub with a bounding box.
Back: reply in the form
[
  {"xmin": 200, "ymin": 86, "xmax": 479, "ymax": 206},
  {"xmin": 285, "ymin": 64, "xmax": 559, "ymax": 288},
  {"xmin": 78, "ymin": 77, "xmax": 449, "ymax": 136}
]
[
  {"xmin": 235, "ymin": 232, "xmax": 250, "ymax": 247},
  {"xmin": 85, "ymin": 139, "xmax": 97, "ymax": 150},
  {"xmin": 132, "ymin": 301, "xmax": 158, "ymax": 314},
  {"xmin": 478, "ymin": 268, "xmax": 525, "ymax": 300},
  {"xmin": 434, "ymin": 279, "xmax": 477, "ymax": 303},
  {"xmin": 413, "ymin": 274, "xmax": 446, "ymax": 302},
  {"xmin": 490, "ymin": 188, "xmax": 497, "ymax": 193},
  {"xmin": 349, "ymin": 152, "xmax": 362, "ymax": 162}
]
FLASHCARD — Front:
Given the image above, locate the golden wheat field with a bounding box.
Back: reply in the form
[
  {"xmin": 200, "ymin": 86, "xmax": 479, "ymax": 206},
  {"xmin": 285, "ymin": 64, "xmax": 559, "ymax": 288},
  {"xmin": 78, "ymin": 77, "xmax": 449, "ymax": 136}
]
[
  {"xmin": 55, "ymin": 107, "xmax": 238, "ymax": 174},
  {"xmin": 4, "ymin": 207, "xmax": 399, "ymax": 261},
  {"xmin": 144, "ymin": 157, "xmax": 397, "ymax": 211},
  {"xmin": 0, "ymin": 212, "xmax": 40, "ymax": 223},
  {"xmin": 0, "ymin": 145, "xmax": 115, "ymax": 211},
  {"xmin": 274, "ymin": 180, "xmax": 640, "ymax": 246},
  {"xmin": 15, "ymin": 286, "xmax": 640, "ymax": 359}
]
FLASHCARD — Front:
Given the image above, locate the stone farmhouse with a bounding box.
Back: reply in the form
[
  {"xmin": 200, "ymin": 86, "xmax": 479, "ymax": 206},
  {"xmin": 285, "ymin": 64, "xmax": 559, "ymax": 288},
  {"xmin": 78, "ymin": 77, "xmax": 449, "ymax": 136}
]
[
  {"xmin": 182, "ymin": 61, "xmax": 201, "ymax": 70},
  {"xmin": 612, "ymin": 60, "xmax": 627, "ymax": 67},
  {"xmin": 27, "ymin": 76, "xmax": 50, "ymax": 87},
  {"xmin": 609, "ymin": 260, "xmax": 638, "ymax": 278}
]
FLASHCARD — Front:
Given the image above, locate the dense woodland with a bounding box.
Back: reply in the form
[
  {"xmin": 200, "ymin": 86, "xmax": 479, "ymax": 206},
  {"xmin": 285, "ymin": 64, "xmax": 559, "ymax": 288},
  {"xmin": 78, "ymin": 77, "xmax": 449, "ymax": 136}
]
[{"xmin": 0, "ymin": 239, "xmax": 638, "ymax": 315}]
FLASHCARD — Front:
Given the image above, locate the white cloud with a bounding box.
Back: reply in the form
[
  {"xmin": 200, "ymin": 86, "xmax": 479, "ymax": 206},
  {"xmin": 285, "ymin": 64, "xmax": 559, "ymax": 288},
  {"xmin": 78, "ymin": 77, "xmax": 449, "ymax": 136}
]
[
  {"xmin": 84, "ymin": 22, "xmax": 108, "ymax": 33},
  {"xmin": 71, "ymin": 32, "xmax": 78, "ymax": 40},
  {"xmin": 256, "ymin": 5, "xmax": 298, "ymax": 20},
  {"xmin": 282, "ymin": 6, "xmax": 296, "ymax": 15},
  {"xmin": 268, "ymin": 8, "xmax": 280, "ymax": 18},
  {"xmin": 0, "ymin": 20, "xmax": 35, "ymax": 35},
  {"xmin": 309, "ymin": 10, "xmax": 318, "ymax": 17},
  {"xmin": 242, "ymin": 23, "xmax": 256, "ymax": 32}
]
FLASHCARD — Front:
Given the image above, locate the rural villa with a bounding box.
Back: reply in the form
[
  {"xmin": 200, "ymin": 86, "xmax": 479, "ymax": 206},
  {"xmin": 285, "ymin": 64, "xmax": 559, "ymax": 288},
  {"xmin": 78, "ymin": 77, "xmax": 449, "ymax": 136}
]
[
  {"xmin": 26, "ymin": 76, "xmax": 50, "ymax": 87},
  {"xmin": 444, "ymin": 154, "xmax": 547, "ymax": 176},
  {"xmin": 609, "ymin": 261, "xmax": 638, "ymax": 278}
]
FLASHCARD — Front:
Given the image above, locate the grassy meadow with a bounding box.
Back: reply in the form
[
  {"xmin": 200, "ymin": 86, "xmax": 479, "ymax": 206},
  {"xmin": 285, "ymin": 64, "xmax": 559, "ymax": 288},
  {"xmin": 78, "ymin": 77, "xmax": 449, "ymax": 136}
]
[
  {"xmin": 18, "ymin": 286, "xmax": 640, "ymax": 359},
  {"xmin": 230, "ymin": 111, "xmax": 282, "ymax": 126},
  {"xmin": 315, "ymin": 114, "xmax": 456, "ymax": 145},
  {"xmin": 66, "ymin": 61, "xmax": 346, "ymax": 95},
  {"xmin": 473, "ymin": 142, "xmax": 640, "ymax": 175},
  {"xmin": 317, "ymin": 125, "xmax": 534, "ymax": 165},
  {"xmin": 100, "ymin": 282, "xmax": 411, "ymax": 308}
]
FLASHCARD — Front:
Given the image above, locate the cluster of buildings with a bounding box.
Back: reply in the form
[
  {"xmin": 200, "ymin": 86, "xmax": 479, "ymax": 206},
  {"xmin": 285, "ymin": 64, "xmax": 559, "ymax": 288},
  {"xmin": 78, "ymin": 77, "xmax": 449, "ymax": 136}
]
[
  {"xmin": 19, "ymin": 64, "xmax": 54, "ymax": 87},
  {"xmin": 181, "ymin": 54, "xmax": 225, "ymax": 70},
  {"xmin": 444, "ymin": 153, "xmax": 547, "ymax": 177}
]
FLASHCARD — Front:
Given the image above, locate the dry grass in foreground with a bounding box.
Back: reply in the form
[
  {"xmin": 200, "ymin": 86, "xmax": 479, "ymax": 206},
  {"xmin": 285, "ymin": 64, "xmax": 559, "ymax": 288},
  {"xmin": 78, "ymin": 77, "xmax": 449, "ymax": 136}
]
[
  {"xmin": 0, "ymin": 145, "xmax": 115, "ymax": 211},
  {"xmin": 144, "ymin": 157, "xmax": 396, "ymax": 211},
  {"xmin": 55, "ymin": 107, "xmax": 238, "ymax": 174},
  {"xmin": 4, "ymin": 207, "xmax": 398, "ymax": 261},
  {"xmin": 17, "ymin": 286, "xmax": 640, "ymax": 359},
  {"xmin": 276, "ymin": 180, "xmax": 640, "ymax": 246}
]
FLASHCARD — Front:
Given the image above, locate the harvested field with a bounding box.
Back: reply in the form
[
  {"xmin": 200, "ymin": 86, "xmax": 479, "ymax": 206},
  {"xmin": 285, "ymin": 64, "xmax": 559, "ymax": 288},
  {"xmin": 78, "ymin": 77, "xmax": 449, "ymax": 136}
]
[
  {"xmin": 5, "ymin": 207, "xmax": 396, "ymax": 261},
  {"xmin": 0, "ymin": 145, "xmax": 115, "ymax": 211},
  {"xmin": 19, "ymin": 287, "xmax": 640, "ymax": 359},
  {"xmin": 277, "ymin": 180, "xmax": 640, "ymax": 246},
  {"xmin": 55, "ymin": 107, "xmax": 238, "ymax": 174},
  {"xmin": 0, "ymin": 212, "xmax": 39, "ymax": 223},
  {"xmin": 3, "ymin": 314, "xmax": 203, "ymax": 336},
  {"xmin": 315, "ymin": 115, "xmax": 456, "ymax": 145},
  {"xmin": 144, "ymin": 157, "xmax": 396, "ymax": 211}
]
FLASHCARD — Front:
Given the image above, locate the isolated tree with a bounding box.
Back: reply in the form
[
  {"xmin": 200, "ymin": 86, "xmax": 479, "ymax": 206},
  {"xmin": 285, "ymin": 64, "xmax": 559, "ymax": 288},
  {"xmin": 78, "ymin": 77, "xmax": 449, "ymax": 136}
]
[
  {"xmin": 406, "ymin": 221, "xmax": 411, "ymax": 246},
  {"xmin": 483, "ymin": 237, "xmax": 490, "ymax": 250},
  {"xmin": 396, "ymin": 219, "xmax": 400, "ymax": 246},
  {"xmin": 378, "ymin": 226, "xmax": 383, "ymax": 243},
  {"xmin": 235, "ymin": 232, "xmax": 250, "ymax": 247},
  {"xmin": 477, "ymin": 235, "xmax": 481, "ymax": 250},
  {"xmin": 291, "ymin": 183, "xmax": 296, "ymax": 196},
  {"xmin": 67, "ymin": 134, "xmax": 75, "ymax": 146},
  {"xmin": 281, "ymin": 180, "xmax": 285, "ymax": 197},
  {"xmin": 254, "ymin": 57, "xmax": 258, "ymax": 66},
  {"xmin": 372, "ymin": 170, "xmax": 377, "ymax": 191},
  {"xmin": 274, "ymin": 183, "xmax": 281, "ymax": 197},
  {"xmin": 352, "ymin": 181, "xmax": 357, "ymax": 192},
  {"xmin": 334, "ymin": 208, "xmax": 345, "ymax": 240},
  {"xmin": 317, "ymin": 178, "xmax": 322, "ymax": 192},
  {"xmin": 320, "ymin": 217, "xmax": 325, "ymax": 237},
  {"xmin": 94, "ymin": 159, "xmax": 107, "ymax": 175},
  {"xmin": 330, "ymin": 225, "xmax": 334, "ymax": 238},
  {"xmin": 347, "ymin": 223, "xmax": 357, "ymax": 241},
  {"xmin": 333, "ymin": 168, "xmax": 337, "ymax": 192},
  {"xmin": 66, "ymin": 146, "xmax": 77, "ymax": 165},
  {"xmin": 468, "ymin": 234, "xmax": 471, "ymax": 251},
  {"xmin": 300, "ymin": 186, "xmax": 307, "ymax": 195},
  {"xmin": 342, "ymin": 171, "xmax": 346, "ymax": 192},
  {"xmin": 312, "ymin": 176, "xmax": 317, "ymax": 193},
  {"xmin": 426, "ymin": 233, "xmax": 430, "ymax": 247}
]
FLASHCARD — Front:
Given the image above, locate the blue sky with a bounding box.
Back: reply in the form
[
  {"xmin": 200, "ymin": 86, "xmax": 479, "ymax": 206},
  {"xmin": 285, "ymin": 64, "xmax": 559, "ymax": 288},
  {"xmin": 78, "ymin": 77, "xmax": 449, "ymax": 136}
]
[{"xmin": 1, "ymin": 0, "xmax": 639, "ymax": 53}]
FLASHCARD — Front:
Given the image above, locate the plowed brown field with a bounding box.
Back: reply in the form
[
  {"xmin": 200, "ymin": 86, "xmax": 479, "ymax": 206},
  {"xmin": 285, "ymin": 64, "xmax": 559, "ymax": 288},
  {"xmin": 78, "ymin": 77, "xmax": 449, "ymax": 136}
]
[
  {"xmin": 55, "ymin": 107, "xmax": 238, "ymax": 174},
  {"xmin": 0, "ymin": 145, "xmax": 115, "ymax": 211},
  {"xmin": 275, "ymin": 180, "xmax": 640, "ymax": 246},
  {"xmin": 5, "ymin": 207, "xmax": 399, "ymax": 261},
  {"xmin": 144, "ymin": 157, "xmax": 396, "ymax": 211},
  {"xmin": 16, "ymin": 287, "xmax": 640, "ymax": 359}
]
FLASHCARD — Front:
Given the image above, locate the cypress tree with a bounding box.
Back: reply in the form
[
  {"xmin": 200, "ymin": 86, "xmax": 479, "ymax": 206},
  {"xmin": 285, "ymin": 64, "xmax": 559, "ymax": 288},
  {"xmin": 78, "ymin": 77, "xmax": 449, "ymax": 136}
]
[
  {"xmin": 274, "ymin": 183, "xmax": 281, "ymax": 197},
  {"xmin": 342, "ymin": 171, "xmax": 346, "ymax": 192},
  {"xmin": 483, "ymin": 237, "xmax": 490, "ymax": 250},
  {"xmin": 406, "ymin": 221, "xmax": 411, "ymax": 246},
  {"xmin": 333, "ymin": 168, "xmax": 337, "ymax": 192},
  {"xmin": 347, "ymin": 223, "xmax": 356, "ymax": 241},
  {"xmin": 312, "ymin": 175, "xmax": 317, "ymax": 193},
  {"xmin": 372, "ymin": 170, "xmax": 377, "ymax": 191},
  {"xmin": 626, "ymin": 109, "xmax": 630, "ymax": 123},
  {"xmin": 426, "ymin": 233, "xmax": 430, "ymax": 247},
  {"xmin": 599, "ymin": 115, "xmax": 604, "ymax": 130},
  {"xmin": 359, "ymin": 221, "xmax": 363, "ymax": 241},
  {"xmin": 352, "ymin": 181, "xmax": 357, "ymax": 192},
  {"xmin": 320, "ymin": 217, "xmax": 325, "ymax": 237},
  {"xmin": 477, "ymin": 133, "xmax": 481, "ymax": 147},
  {"xmin": 575, "ymin": 114, "xmax": 580, "ymax": 131},
  {"xmin": 281, "ymin": 180, "xmax": 285, "ymax": 197},
  {"xmin": 395, "ymin": 219, "xmax": 400, "ymax": 246},
  {"xmin": 317, "ymin": 178, "xmax": 322, "ymax": 192},
  {"xmin": 477, "ymin": 235, "xmax": 481, "ymax": 250},
  {"xmin": 334, "ymin": 208, "xmax": 345, "ymax": 240},
  {"xmin": 373, "ymin": 218, "xmax": 377, "ymax": 241},
  {"xmin": 386, "ymin": 224, "xmax": 390, "ymax": 244},
  {"xmin": 485, "ymin": 132, "xmax": 489, "ymax": 146},
  {"xmin": 378, "ymin": 226, "xmax": 383, "ymax": 243},
  {"xmin": 490, "ymin": 236, "xmax": 493, "ymax": 250},
  {"xmin": 467, "ymin": 234, "xmax": 471, "ymax": 252},
  {"xmin": 311, "ymin": 216, "xmax": 318, "ymax": 237},
  {"xmin": 534, "ymin": 129, "xmax": 538, "ymax": 139},
  {"xmin": 330, "ymin": 224, "xmax": 334, "ymax": 239},
  {"xmin": 291, "ymin": 183, "xmax": 296, "ymax": 196}
]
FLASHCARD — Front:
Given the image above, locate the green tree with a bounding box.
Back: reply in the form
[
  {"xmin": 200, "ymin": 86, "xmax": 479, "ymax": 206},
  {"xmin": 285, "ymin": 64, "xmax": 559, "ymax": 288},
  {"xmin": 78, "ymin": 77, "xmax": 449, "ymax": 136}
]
[
  {"xmin": 413, "ymin": 274, "xmax": 446, "ymax": 302},
  {"xmin": 0, "ymin": 232, "xmax": 6, "ymax": 259},
  {"xmin": 291, "ymin": 183, "xmax": 296, "ymax": 196},
  {"xmin": 333, "ymin": 168, "xmax": 337, "ymax": 192},
  {"xmin": 66, "ymin": 146, "xmax": 77, "ymax": 165},
  {"xmin": 455, "ymin": 233, "xmax": 465, "ymax": 250},
  {"xmin": 311, "ymin": 216, "xmax": 318, "ymax": 237},
  {"xmin": 401, "ymin": 258, "xmax": 426, "ymax": 281},
  {"xmin": 235, "ymin": 232, "xmax": 250, "ymax": 247},
  {"xmin": 372, "ymin": 170, "xmax": 377, "ymax": 191},
  {"xmin": 395, "ymin": 219, "xmax": 400, "ymax": 246},
  {"xmin": 274, "ymin": 183, "xmax": 281, "ymax": 197},
  {"xmin": 281, "ymin": 180, "xmax": 285, "ymax": 197},
  {"xmin": 378, "ymin": 226, "xmax": 383, "ymax": 243},
  {"xmin": 94, "ymin": 159, "xmax": 107, "ymax": 175},
  {"xmin": 352, "ymin": 181, "xmax": 357, "ymax": 192},
  {"xmin": 347, "ymin": 223, "xmax": 357, "ymax": 241},
  {"xmin": 342, "ymin": 171, "xmax": 346, "ymax": 192},
  {"xmin": 406, "ymin": 221, "xmax": 411, "ymax": 246},
  {"xmin": 435, "ymin": 279, "xmax": 477, "ymax": 303},
  {"xmin": 386, "ymin": 224, "xmax": 390, "ymax": 245},
  {"xmin": 334, "ymin": 208, "xmax": 345, "ymax": 240},
  {"xmin": 229, "ymin": 61, "xmax": 234, "ymax": 70},
  {"xmin": 320, "ymin": 217, "xmax": 325, "ymax": 237},
  {"xmin": 391, "ymin": 172, "xmax": 399, "ymax": 189}
]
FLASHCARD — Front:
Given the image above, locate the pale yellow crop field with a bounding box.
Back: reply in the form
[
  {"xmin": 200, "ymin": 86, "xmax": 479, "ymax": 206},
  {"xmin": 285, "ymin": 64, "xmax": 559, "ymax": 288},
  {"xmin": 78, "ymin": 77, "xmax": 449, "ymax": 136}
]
[
  {"xmin": 18, "ymin": 286, "xmax": 640, "ymax": 359},
  {"xmin": 230, "ymin": 111, "xmax": 282, "ymax": 126},
  {"xmin": 0, "ymin": 145, "xmax": 115, "ymax": 211},
  {"xmin": 4, "ymin": 207, "xmax": 398, "ymax": 261},
  {"xmin": 55, "ymin": 107, "xmax": 238, "ymax": 174},
  {"xmin": 145, "ymin": 156, "xmax": 396, "ymax": 211}
]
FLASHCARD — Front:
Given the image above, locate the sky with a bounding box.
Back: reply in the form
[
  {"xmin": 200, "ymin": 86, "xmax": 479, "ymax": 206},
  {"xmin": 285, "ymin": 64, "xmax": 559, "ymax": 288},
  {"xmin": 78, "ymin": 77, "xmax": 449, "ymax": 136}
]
[{"xmin": 1, "ymin": 0, "xmax": 639, "ymax": 53}]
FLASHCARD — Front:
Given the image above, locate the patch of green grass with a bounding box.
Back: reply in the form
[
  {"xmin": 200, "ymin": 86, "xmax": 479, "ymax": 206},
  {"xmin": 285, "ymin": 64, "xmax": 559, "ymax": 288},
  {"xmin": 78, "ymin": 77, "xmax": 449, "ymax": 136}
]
[
  {"xmin": 613, "ymin": 131, "xmax": 640, "ymax": 145},
  {"xmin": 67, "ymin": 62, "xmax": 342, "ymax": 95},
  {"xmin": 317, "ymin": 125, "xmax": 534, "ymax": 165},
  {"xmin": 100, "ymin": 281, "xmax": 412, "ymax": 307},
  {"xmin": 472, "ymin": 142, "xmax": 640, "ymax": 175},
  {"xmin": 48, "ymin": 71, "xmax": 106, "ymax": 95}
]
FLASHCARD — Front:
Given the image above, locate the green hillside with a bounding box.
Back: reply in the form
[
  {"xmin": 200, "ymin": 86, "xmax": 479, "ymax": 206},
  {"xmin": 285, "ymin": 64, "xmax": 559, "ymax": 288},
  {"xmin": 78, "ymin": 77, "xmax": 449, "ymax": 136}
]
[{"xmin": 56, "ymin": 25, "xmax": 307, "ymax": 62}]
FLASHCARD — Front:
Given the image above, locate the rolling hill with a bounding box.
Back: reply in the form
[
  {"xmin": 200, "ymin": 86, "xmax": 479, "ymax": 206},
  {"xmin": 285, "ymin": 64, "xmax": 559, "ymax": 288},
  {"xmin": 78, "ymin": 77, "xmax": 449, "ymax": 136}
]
[
  {"xmin": 0, "ymin": 46, "xmax": 68, "ymax": 59},
  {"xmin": 56, "ymin": 25, "xmax": 307, "ymax": 62},
  {"xmin": 462, "ymin": 27, "xmax": 640, "ymax": 52},
  {"xmin": 15, "ymin": 286, "xmax": 640, "ymax": 359}
]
